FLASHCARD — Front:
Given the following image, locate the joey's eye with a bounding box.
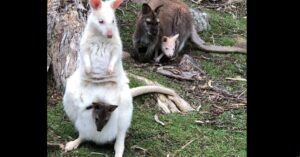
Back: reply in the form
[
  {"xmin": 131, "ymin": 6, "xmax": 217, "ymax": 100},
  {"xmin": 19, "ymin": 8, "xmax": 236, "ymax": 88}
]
[
  {"xmin": 99, "ymin": 20, "xmax": 104, "ymax": 24},
  {"xmin": 95, "ymin": 118, "xmax": 99, "ymax": 121}
]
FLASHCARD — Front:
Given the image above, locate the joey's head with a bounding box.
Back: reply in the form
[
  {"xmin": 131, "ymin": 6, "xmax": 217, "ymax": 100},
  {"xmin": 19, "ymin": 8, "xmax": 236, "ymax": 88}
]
[
  {"xmin": 89, "ymin": 0, "xmax": 123, "ymax": 38},
  {"xmin": 140, "ymin": 3, "xmax": 163, "ymax": 37},
  {"xmin": 86, "ymin": 102, "xmax": 118, "ymax": 132},
  {"xmin": 161, "ymin": 34, "xmax": 179, "ymax": 58}
]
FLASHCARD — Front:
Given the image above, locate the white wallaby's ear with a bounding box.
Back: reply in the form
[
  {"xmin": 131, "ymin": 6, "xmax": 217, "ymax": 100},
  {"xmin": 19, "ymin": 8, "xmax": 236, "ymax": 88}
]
[
  {"xmin": 173, "ymin": 34, "xmax": 179, "ymax": 40},
  {"xmin": 162, "ymin": 36, "xmax": 168, "ymax": 42},
  {"xmin": 90, "ymin": 0, "xmax": 102, "ymax": 10},
  {"xmin": 111, "ymin": 0, "xmax": 123, "ymax": 9}
]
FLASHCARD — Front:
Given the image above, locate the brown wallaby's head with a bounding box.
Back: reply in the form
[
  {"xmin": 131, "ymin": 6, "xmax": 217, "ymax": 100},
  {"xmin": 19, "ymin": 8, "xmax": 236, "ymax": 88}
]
[
  {"xmin": 86, "ymin": 102, "xmax": 118, "ymax": 132},
  {"xmin": 140, "ymin": 3, "xmax": 163, "ymax": 36}
]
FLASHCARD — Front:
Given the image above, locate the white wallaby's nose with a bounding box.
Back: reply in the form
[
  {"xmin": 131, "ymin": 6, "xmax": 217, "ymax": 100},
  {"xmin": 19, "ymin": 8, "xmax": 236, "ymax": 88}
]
[{"xmin": 106, "ymin": 28, "xmax": 113, "ymax": 38}]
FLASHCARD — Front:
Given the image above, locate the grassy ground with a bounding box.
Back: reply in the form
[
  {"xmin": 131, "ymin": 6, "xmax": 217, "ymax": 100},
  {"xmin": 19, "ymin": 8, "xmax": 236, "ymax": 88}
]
[{"xmin": 48, "ymin": 1, "xmax": 246, "ymax": 157}]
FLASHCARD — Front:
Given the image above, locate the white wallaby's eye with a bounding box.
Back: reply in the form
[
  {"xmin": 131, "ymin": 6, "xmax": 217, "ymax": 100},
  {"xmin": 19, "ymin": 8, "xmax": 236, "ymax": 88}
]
[
  {"xmin": 112, "ymin": 20, "xmax": 115, "ymax": 23},
  {"xmin": 99, "ymin": 20, "xmax": 104, "ymax": 24},
  {"xmin": 165, "ymin": 48, "xmax": 168, "ymax": 50}
]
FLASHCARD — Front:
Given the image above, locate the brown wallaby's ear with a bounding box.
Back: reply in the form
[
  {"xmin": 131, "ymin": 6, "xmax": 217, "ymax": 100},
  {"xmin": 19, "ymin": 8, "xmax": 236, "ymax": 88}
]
[
  {"xmin": 111, "ymin": 0, "xmax": 123, "ymax": 9},
  {"xmin": 142, "ymin": 3, "xmax": 152, "ymax": 15},
  {"xmin": 90, "ymin": 0, "xmax": 102, "ymax": 10},
  {"xmin": 162, "ymin": 36, "xmax": 168, "ymax": 42},
  {"xmin": 107, "ymin": 105, "xmax": 118, "ymax": 112},
  {"xmin": 154, "ymin": 4, "xmax": 164, "ymax": 14}
]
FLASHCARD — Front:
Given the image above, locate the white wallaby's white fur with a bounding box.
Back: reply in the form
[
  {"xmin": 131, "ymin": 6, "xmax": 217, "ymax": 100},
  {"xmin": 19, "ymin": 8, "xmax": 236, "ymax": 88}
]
[
  {"xmin": 63, "ymin": 0, "xmax": 131, "ymax": 157},
  {"xmin": 155, "ymin": 34, "xmax": 180, "ymax": 62},
  {"xmin": 63, "ymin": 0, "xmax": 177, "ymax": 156}
]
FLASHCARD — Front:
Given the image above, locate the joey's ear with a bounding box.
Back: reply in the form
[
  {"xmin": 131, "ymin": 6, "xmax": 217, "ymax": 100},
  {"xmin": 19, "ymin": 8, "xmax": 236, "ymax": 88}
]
[
  {"xmin": 173, "ymin": 33, "xmax": 179, "ymax": 40},
  {"xmin": 107, "ymin": 105, "xmax": 118, "ymax": 112},
  {"xmin": 154, "ymin": 4, "xmax": 164, "ymax": 14},
  {"xmin": 142, "ymin": 3, "xmax": 152, "ymax": 15},
  {"xmin": 111, "ymin": 0, "xmax": 123, "ymax": 9},
  {"xmin": 92, "ymin": 102, "xmax": 102, "ymax": 109},
  {"xmin": 90, "ymin": 0, "xmax": 102, "ymax": 9},
  {"xmin": 162, "ymin": 36, "xmax": 168, "ymax": 42},
  {"xmin": 86, "ymin": 105, "xmax": 93, "ymax": 110}
]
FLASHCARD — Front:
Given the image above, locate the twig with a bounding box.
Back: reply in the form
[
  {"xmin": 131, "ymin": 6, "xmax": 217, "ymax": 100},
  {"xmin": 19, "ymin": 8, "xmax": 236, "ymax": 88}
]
[
  {"xmin": 237, "ymin": 89, "xmax": 246, "ymax": 99},
  {"xmin": 196, "ymin": 104, "xmax": 202, "ymax": 111},
  {"xmin": 154, "ymin": 114, "xmax": 165, "ymax": 126},
  {"xmin": 211, "ymin": 104, "xmax": 224, "ymax": 111},
  {"xmin": 191, "ymin": 0, "xmax": 199, "ymax": 4},
  {"xmin": 225, "ymin": 76, "xmax": 246, "ymax": 81},
  {"xmin": 195, "ymin": 120, "xmax": 204, "ymax": 124},
  {"xmin": 173, "ymin": 139, "xmax": 196, "ymax": 156},
  {"xmin": 211, "ymin": 35, "xmax": 215, "ymax": 45},
  {"xmin": 117, "ymin": 8, "xmax": 125, "ymax": 16},
  {"xmin": 229, "ymin": 103, "xmax": 246, "ymax": 108},
  {"xmin": 131, "ymin": 145, "xmax": 148, "ymax": 156},
  {"xmin": 91, "ymin": 152, "xmax": 109, "ymax": 156}
]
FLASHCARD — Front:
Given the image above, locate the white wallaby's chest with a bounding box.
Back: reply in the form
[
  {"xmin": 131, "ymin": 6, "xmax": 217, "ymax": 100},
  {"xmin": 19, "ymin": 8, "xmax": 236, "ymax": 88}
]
[{"xmin": 89, "ymin": 41, "xmax": 113, "ymax": 74}]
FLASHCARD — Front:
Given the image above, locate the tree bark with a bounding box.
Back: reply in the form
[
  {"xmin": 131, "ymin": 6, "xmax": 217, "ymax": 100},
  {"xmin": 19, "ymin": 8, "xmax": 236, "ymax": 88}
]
[{"xmin": 48, "ymin": 0, "xmax": 87, "ymax": 90}]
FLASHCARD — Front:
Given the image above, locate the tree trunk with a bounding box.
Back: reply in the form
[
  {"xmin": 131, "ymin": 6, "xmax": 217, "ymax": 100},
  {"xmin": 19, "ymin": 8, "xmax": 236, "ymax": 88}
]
[{"xmin": 47, "ymin": 0, "xmax": 87, "ymax": 90}]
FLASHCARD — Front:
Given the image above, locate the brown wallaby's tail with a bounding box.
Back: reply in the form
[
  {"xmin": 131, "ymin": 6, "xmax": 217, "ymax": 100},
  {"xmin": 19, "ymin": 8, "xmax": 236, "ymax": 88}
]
[
  {"xmin": 131, "ymin": 85, "xmax": 176, "ymax": 97},
  {"xmin": 190, "ymin": 25, "xmax": 246, "ymax": 54}
]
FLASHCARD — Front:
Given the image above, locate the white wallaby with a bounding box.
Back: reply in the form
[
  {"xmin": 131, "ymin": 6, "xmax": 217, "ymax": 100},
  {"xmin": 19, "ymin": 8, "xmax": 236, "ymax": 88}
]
[
  {"xmin": 155, "ymin": 33, "xmax": 180, "ymax": 62},
  {"xmin": 63, "ymin": 1, "xmax": 131, "ymax": 157},
  {"xmin": 63, "ymin": 0, "xmax": 175, "ymax": 157}
]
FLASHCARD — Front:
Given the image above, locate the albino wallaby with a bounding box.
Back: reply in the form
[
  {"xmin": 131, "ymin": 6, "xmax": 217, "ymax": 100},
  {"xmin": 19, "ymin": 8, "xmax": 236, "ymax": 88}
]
[
  {"xmin": 63, "ymin": 0, "xmax": 176, "ymax": 157},
  {"xmin": 132, "ymin": 3, "xmax": 163, "ymax": 62},
  {"xmin": 154, "ymin": 33, "xmax": 179, "ymax": 62},
  {"xmin": 148, "ymin": 0, "xmax": 246, "ymax": 63}
]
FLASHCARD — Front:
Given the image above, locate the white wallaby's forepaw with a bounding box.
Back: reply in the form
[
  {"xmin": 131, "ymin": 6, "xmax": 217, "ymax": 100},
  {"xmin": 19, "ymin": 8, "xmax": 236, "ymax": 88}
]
[
  {"xmin": 85, "ymin": 66, "xmax": 92, "ymax": 75},
  {"xmin": 107, "ymin": 66, "xmax": 114, "ymax": 75},
  {"xmin": 64, "ymin": 140, "xmax": 81, "ymax": 152}
]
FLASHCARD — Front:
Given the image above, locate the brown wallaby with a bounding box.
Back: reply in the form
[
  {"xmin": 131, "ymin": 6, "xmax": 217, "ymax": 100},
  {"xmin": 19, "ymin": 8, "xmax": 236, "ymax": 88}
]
[
  {"xmin": 132, "ymin": 3, "xmax": 163, "ymax": 62},
  {"xmin": 146, "ymin": 0, "xmax": 247, "ymax": 63},
  {"xmin": 86, "ymin": 102, "xmax": 118, "ymax": 132}
]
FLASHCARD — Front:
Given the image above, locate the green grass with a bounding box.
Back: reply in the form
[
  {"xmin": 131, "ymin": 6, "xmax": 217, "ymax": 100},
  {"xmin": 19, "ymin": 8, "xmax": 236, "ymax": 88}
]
[
  {"xmin": 48, "ymin": 1, "xmax": 246, "ymax": 157},
  {"xmin": 48, "ymin": 102, "xmax": 246, "ymax": 157}
]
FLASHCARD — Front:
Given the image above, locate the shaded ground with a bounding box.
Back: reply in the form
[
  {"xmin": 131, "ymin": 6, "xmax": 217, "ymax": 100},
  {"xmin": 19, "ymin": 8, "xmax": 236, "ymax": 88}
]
[{"xmin": 48, "ymin": 1, "xmax": 246, "ymax": 156}]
